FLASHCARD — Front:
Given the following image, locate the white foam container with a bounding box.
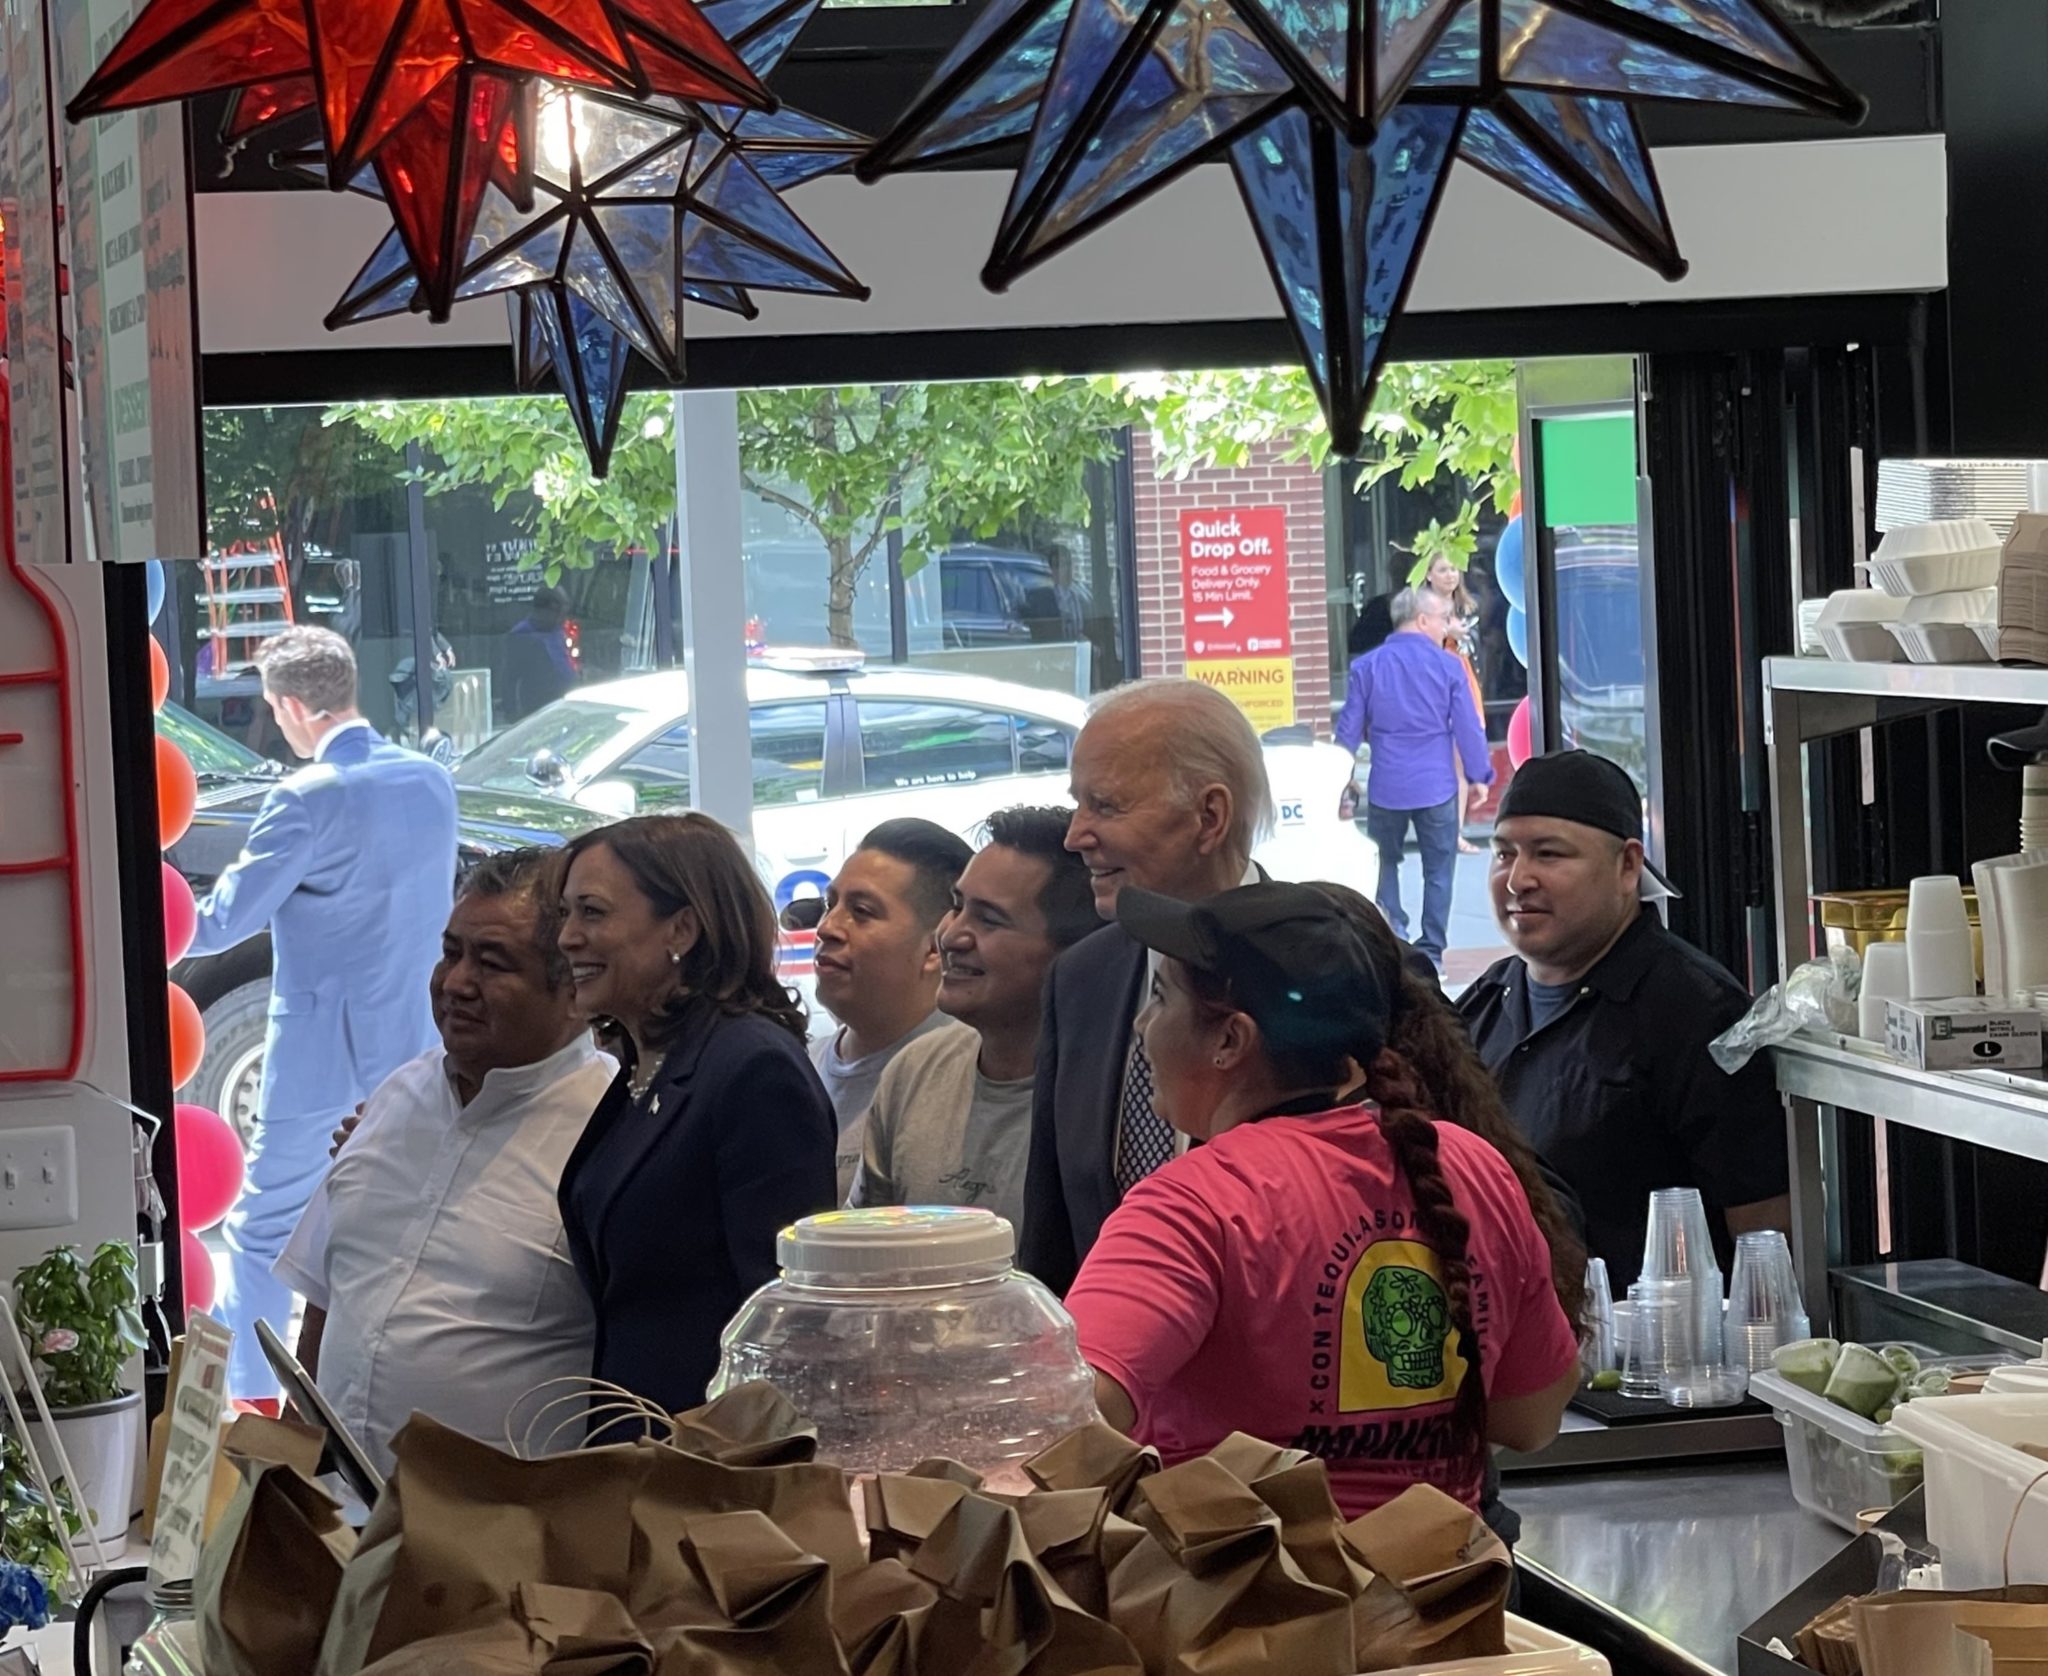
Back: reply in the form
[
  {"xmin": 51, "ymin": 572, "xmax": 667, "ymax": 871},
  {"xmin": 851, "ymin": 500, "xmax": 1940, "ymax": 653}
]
[
  {"xmin": 1887, "ymin": 1393, "xmax": 2048, "ymax": 1588},
  {"xmin": 1816, "ymin": 589, "xmax": 1908, "ymax": 663},
  {"xmin": 1867, "ymin": 519, "xmax": 2003, "ymax": 595},
  {"xmin": 1375, "ymin": 1616, "xmax": 1610, "ymax": 1675},
  {"xmin": 1888, "ymin": 588, "xmax": 2000, "ymax": 664},
  {"xmin": 1973, "ymin": 621, "xmax": 2002, "ymax": 659}
]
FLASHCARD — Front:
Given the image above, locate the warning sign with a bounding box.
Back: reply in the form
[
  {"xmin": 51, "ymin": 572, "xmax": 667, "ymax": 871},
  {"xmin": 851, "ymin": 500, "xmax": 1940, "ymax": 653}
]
[
  {"xmin": 1181, "ymin": 507, "xmax": 1293, "ymax": 732},
  {"xmin": 1188, "ymin": 657, "xmax": 1296, "ymax": 734},
  {"xmin": 1181, "ymin": 507, "xmax": 1291, "ymax": 660}
]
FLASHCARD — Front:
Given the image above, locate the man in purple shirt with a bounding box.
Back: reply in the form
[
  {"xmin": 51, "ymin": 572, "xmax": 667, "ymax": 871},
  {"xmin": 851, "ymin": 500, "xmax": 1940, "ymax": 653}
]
[{"xmin": 1334, "ymin": 586, "xmax": 1495, "ymax": 966}]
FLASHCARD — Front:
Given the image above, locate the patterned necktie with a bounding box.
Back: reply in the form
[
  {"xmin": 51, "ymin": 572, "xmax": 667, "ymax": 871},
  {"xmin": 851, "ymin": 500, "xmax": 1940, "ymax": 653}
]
[{"xmin": 1115, "ymin": 1036, "xmax": 1176, "ymax": 1193}]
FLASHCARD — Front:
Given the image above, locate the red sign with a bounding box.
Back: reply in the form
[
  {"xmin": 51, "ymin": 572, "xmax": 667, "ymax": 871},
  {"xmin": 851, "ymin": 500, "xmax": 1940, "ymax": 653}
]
[{"xmin": 1179, "ymin": 508, "xmax": 1291, "ymax": 660}]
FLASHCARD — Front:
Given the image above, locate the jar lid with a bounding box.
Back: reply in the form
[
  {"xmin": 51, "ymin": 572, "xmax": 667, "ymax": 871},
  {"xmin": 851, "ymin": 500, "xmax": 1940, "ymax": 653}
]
[{"xmin": 777, "ymin": 1206, "xmax": 1014, "ymax": 1276}]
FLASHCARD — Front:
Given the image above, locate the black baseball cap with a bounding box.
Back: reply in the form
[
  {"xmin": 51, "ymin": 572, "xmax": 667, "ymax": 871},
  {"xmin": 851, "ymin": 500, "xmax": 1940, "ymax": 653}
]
[
  {"xmin": 1116, "ymin": 882, "xmax": 1395, "ymax": 1066},
  {"xmin": 1495, "ymin": 749, "xmax": 1679, "ymax": 901}
]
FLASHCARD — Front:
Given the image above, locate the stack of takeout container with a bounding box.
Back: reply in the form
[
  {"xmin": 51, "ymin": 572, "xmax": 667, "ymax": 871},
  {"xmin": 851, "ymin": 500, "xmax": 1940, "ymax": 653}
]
[{"xmin": 1813, "ymin": 519, "xmax": 2003, "ymax": 664}]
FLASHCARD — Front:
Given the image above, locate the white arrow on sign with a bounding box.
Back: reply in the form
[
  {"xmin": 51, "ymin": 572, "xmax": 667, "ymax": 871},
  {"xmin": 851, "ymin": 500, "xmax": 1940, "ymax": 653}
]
[{"xmin": 1194, "ymin": 607, "xmax": 1236, "ymax": 627}]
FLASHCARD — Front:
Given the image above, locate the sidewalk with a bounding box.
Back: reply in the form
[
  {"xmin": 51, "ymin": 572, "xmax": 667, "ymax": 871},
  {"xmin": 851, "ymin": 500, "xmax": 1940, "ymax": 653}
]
[{"xmin": 1370, "ymin": 845, "xmax": 1507, "ymax": 997}]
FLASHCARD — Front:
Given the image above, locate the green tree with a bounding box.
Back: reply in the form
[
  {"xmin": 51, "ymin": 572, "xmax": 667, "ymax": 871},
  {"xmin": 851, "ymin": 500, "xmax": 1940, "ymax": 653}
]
[
  {"xmin": 334, "ymin": 395, "xmax": 681, "ymax": 586},
  {"xmin": 1102, "ymin": 360, "xmax": 1520, "ymax": 576},
  {"xmin": 203, "ymin": 406, "xmax": 403, "ymax": 580},
  {"xmin": 738, "ymin": 380, "xmax": 1125, "ymax": 645}
]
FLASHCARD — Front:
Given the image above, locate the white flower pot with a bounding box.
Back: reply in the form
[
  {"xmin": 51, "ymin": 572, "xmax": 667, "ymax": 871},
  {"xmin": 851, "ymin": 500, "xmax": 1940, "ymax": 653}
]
[{"xmin": 25, "ymin": 1390, "xmax": 142, "ymax": 1559}]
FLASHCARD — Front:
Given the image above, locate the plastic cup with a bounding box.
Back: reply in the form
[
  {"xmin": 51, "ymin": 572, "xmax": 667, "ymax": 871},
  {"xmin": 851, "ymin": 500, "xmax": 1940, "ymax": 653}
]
[
  {"xmin": 1723, "ymin": 1229, "xmax": 1807, "ymax": 1372},
  {"xmin": 1641, "ymin": 1187, "xmax": 1717, "ymax": 1284},
  {"xmin": 1907, "ymin": 874, "xmax": 1970, "ymax": 935}
]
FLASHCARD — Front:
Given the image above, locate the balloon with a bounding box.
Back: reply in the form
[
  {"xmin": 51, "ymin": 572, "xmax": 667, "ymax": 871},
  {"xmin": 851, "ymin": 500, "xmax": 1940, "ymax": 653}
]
[
  {"xmin": 1507, "ymin": 695, "xmax": 1534, "ymax": 768},
  {"xmin": 148, "ymin": 636, "xmax": 169, "ymax": 711},
  {"xmin": 144, "ymin": 559, "xmax": 165, "ymax": 625},
  {"xmin": 156, "ymin": 736, "xmax": 196, "ymax": 849},
  {"xmin": 174, "ymin": 1103, "xmax": 244, "ymax": 1233},
  {"xmin": 162, "ymin": 862, "xmax": 196, "ymax": 964},
  {"xmin": 1507, "ymin": 606, "xmax": 1528, "ymax": 668},
  {"xmin": 1509, "ymin": 489, "xmax": 1523, "ymax": 520},
  {"xmin": 168, "ymin": 982, "xmax": 204, "ymax": 1090},
  {"xmin": 1496, "ymin": 516, "xmax": 1526, "ymax": 612},
  {"xmin": 180, "ymin": 1227, "xmax": 216, "ymax": 1314}
]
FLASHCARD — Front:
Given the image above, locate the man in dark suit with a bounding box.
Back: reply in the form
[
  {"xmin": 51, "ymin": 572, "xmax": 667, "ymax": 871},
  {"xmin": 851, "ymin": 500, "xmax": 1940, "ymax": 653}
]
[{"xmin": 1018, "ymin": 678, "xmax": 1277, "ymax": 1295}]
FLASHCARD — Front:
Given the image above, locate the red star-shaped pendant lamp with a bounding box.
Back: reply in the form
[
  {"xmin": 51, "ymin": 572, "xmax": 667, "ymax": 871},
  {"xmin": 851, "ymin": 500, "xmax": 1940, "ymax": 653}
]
[{"xmin": 70, "ymin": 0, "xmax": 771, "ymax": 319}]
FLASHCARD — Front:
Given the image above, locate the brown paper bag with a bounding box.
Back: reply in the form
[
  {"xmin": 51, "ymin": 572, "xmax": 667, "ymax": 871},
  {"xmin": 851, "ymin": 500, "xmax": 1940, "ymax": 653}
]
[
  {"xmin": 989, "ymin": 1488, "xmax": 1118, "ymax": 1619},
  {"xmin": 1852, "ymin": 1590, "xmax": 2048, "ymax": 1676},
  {"xmin": 834, "ymin": 1560, "xmax": 939, "ymax": 1676},
  {"xmin": 1241, "ymin": 1455, "xmax": 1372, "ymax": 1601},
  {"xmin": 197, "ymin": 1416, "xmax": 359, "ymax": 1676},
  {"xmin": 866, "ymin": 1473, "xmax": 979, "ymax": 1567},
  {"xmin": 911, "ymin": 1490, "xmax": 1143, "ymax": 1676},
  {"xmin": 640, "ymin": 1510, "xmax": 850, "ymax": 1675},
  {"xmin": 1109, "ymin": 1456, "xmax": 1354, "ymax": 1676},
  {"xmin": 1026, "ymin": 1424, "xmax": 1159, "ymax": 1515},
  {"xmin": 356, "ymin": 1583, "xmax": 654, "ymax": 1676},
  {"xmin": 666, "ymin": 1383, "xmax": 817, "ymax": 1467},
  {"xmin": 1341, "ymin": 1483, "xmax": 1511, "ymax": 1671},
  {"xmin": 1794, "ymin": 1595, "xmax": 1862, "ymax": 1676}
]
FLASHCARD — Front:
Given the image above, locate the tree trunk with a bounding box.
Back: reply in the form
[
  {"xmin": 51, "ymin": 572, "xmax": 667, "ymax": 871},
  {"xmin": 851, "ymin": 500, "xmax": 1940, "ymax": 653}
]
[{"xmin": 827, "ymin": 534, "xmax": 859, "ymax": 649}]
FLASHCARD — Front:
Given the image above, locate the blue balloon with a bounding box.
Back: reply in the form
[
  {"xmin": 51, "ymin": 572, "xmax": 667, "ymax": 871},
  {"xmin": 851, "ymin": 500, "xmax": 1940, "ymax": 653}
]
[
  {"xmin": 1495, "ymin": 516, "xmax": 1526, "ymax": 613},
  {"xmin": 1507, "ymin": 605, "xmax": 1528, "ymax": 668},
  {"xmin": 144, "ymin": 560, "xmax": 165, "ymax": 625}
]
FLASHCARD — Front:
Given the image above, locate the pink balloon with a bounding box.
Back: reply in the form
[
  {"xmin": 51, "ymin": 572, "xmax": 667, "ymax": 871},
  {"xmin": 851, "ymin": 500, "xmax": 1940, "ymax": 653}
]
[
  {"xmin": 175, "ymin": 1103, "xmax": 245, "ymax": 1233},
  {"xmin": 181, "ymin": 1227, "xmax": 216, "ymax": 1314},
  {"xmin": 1507, "ymin": 695, "xmax": 1534, "ymax": 769},
  {"xmin": 162, "ymin": 863, "xmax": 197, "ymax": 965}
]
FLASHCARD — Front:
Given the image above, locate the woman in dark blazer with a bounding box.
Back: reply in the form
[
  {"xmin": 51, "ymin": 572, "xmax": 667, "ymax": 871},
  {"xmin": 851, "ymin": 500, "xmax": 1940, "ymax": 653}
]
[{"xmin": 554, "ymin": 813, "xmax": 836, "ymax": 1415}]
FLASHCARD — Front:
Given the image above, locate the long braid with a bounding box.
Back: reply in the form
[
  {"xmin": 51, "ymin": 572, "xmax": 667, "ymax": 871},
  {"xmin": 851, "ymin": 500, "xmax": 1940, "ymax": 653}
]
[{"xmin": 1362, "ymin": 1045, "xmax": 1488, "ymax": 1454}]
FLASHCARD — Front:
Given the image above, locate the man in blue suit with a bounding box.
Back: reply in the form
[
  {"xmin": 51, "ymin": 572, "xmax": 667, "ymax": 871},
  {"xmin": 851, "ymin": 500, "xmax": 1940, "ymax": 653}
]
[{"xmin": 188, "ymin": 626, "xmax": 459, "ymax": 1399}]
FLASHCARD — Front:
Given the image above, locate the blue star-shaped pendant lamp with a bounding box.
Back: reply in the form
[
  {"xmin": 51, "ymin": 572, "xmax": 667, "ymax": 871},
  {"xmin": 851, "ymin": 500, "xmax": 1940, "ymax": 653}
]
[
  {"xmin": 314, "ymin": 0, "xmax": 866, "ymax": 475},
  {"xmin": 860, "ymin": 0, "xmax": 1863, "ymax": 453}
]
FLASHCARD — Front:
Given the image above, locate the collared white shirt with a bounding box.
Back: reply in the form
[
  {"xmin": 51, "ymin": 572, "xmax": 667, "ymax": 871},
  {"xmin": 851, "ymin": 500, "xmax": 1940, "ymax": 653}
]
[
  {"xmin": 311, "ymin": 716, "xmax": 375, "ymax": 762},
  {"xmin": 275, "ymin": 1034, "xmax": 616, "ymax": 1472}
]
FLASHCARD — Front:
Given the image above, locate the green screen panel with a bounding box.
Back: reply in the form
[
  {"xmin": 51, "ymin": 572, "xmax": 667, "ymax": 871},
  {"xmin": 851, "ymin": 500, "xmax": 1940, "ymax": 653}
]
[{"xmin": 1537, "ymin": 412, "xmax": 1636, "ymax": 528}]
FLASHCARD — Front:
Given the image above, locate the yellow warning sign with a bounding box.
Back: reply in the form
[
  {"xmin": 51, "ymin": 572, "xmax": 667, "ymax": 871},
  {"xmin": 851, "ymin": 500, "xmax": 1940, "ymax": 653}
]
[{"xmin": 1188, "ymin": 657, "xmax": 1295, "ymax": 734}]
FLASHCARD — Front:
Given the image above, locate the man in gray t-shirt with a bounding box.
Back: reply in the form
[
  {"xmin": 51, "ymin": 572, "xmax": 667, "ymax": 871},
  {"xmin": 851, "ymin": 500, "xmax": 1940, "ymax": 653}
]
[
  {"xmin": 809, "ymin": 819, "xmax": 972, "ymax": 1197},
  {"xmin": 856, "ymin": 807, "xmax": 1098, "ymax": 1235}
]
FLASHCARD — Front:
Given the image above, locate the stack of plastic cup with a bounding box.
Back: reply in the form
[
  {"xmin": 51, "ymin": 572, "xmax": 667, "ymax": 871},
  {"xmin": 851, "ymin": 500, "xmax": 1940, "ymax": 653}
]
[
  {"xmin": 1641, "ymin": 1187, "xmax": 1725, "ymax": 1365},
  {"xmin": 1581, "ymin": 1257, "xmax": 1617, "ymax": 1375},
  {"xmin": 1621, "ymin": 1277, "xmax": 1694, "ymax": 1398},
  {"xmin": 1905, "ymin": 874, "xmax": 1976, "ymax": 999},
  {"xmin": 1722, "ymin": 1229, "xmax": 1810, "ymax": 1373}
]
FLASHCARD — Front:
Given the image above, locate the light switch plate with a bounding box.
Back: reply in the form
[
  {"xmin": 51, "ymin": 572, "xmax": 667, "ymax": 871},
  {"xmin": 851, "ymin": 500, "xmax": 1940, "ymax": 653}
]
[{"xmin": 0, "ymin": 1126, "xmax": 77, "ymax": 1230}]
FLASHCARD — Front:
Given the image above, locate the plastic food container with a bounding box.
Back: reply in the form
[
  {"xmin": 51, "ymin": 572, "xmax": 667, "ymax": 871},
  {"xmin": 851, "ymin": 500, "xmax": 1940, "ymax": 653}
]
[
  {"xmin": 1751, "ymin": 1346, "xmax": 2015, "ymax": 1532},
  {"xmin": 710, "ymin": 1207, "xmax": 1098, "ymax": 1479},
  {"xmin": 1866, "ymin": 519, "xmax": 2002, "ymax": 596},
  {"xmin": 1888, "ymin": 1393, "xmax": 2048, "ymax": 1588},
  {"xmin": 1380, "ymin": 1616, "xmax": 1610, "ymax": 1674},
  {"xmin": 1887, "ymin": 588, "xmax": 1999, "ymax": 664},
  {"xmin": 1815, "ymin": 589, "xmax": 1908, "ymax": 662}
]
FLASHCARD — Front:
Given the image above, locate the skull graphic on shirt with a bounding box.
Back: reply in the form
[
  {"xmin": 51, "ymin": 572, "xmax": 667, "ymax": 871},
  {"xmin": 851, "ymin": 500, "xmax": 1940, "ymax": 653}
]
[{"xmin": 1361, "ymin": 1265, "xmax": 1450, "ymax": 1390}]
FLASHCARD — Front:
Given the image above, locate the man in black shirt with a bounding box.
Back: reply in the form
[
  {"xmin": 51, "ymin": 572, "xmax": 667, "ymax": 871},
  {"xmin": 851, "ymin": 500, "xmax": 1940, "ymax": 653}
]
[{"xmin": 1456, "ymin": 750, "xmax": 1791, "ymax": 1289}]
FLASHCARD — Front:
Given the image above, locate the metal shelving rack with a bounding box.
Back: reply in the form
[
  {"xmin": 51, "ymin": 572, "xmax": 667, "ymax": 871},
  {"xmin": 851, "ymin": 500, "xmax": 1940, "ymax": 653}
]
[{"xmin": 1764, "ymin": 654, "xmax": 2048, "ymax": 1326}]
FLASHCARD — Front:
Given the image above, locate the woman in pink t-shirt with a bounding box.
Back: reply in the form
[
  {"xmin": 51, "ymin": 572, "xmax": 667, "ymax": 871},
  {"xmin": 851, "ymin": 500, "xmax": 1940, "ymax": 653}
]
[{"xmin": 1065, "ymin": 882, "xmax": 1580, "ymax": 1520}]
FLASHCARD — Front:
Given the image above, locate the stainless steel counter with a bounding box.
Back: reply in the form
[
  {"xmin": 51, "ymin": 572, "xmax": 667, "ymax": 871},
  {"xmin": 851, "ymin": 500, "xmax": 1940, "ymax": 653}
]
[{"xmin": 1511, "ymin": 1460, "xmax": 1850, "ymax": 1675}]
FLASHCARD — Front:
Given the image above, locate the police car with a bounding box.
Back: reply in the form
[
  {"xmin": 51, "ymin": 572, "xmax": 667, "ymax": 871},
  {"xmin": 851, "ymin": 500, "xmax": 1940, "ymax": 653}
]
[{"xmin": 454, "ymin": 652, "xmax": 1378, "ymax": 996}]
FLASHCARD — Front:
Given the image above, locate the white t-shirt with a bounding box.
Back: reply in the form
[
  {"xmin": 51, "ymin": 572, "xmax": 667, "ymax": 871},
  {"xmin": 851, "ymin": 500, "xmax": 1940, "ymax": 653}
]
[
  {"xmin": 274, "ymin": 1034, "xmax": 616, "ymax": 1472},
  {"xmin": 810, "ymin": 1011, "xmax": 950, "ymax": 1200}
]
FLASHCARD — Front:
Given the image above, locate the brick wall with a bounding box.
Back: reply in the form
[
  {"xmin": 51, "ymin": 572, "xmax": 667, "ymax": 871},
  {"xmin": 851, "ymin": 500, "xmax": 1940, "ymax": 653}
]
[{"xmin": 1130, "ymin": 431, "xmax": 1333, "ymax": 730}]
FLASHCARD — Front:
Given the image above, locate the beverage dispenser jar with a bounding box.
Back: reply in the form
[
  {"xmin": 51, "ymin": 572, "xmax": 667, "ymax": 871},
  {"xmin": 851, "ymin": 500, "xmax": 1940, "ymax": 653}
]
[{"xmin": 711, "ymin": 1207, "xmax": 1099, "ymax": 1478}]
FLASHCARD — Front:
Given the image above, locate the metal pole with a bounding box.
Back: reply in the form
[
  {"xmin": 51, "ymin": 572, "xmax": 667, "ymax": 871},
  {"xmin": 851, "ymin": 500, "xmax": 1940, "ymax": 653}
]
[
  {"xmin": 403, "ymin": 441, "xmax": 436, "ymax": 741},
  {"xmin": 673, "ymin": 391, "xmax": 754, "ymax": 847}
]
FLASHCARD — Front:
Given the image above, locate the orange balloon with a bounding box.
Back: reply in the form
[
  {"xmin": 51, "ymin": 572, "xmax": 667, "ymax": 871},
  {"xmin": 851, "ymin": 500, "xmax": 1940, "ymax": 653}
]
[
  {"xmin": 156, "ymin": 736, "xmax": 196, "ymax": 849},
  {"xmin": 148, "ymin": 637, "xmax": 169, "ymax": 711},
  {"xmin": 1509, "ymin": 489, "xmax": 1524, "ymax": 520},
  {"xmin": 168, "ymin": 982, "xmax": 204, "ymax": 1090}
]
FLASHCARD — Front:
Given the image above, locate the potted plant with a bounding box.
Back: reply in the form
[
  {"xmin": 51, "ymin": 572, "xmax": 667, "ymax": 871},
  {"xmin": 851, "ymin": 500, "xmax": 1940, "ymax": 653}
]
[
  {"xmin": 14, "ymin": 1242, "xmax": 147, "ymax": 1557},
  {"xmin": 0, "ymin": 1431, "xmax": 80, "ymax": 1606}
]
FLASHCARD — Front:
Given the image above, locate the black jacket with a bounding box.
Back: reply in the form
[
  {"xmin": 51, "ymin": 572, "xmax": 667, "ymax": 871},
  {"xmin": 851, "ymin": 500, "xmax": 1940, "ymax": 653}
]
[
  {"xmin": 558, "ymin": 1005, "xmax": 837, "ymax": 1414},
  {"xmin": 1018, "ymin": 915, "xmax": 1448, "ymax": 1295}
]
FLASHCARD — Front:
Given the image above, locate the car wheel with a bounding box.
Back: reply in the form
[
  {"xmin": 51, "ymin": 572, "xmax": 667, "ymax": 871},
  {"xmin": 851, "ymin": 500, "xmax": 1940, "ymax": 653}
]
[{"xmin": 190, "ymin": 979, "xmax": 269, "ymax": 1151}]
